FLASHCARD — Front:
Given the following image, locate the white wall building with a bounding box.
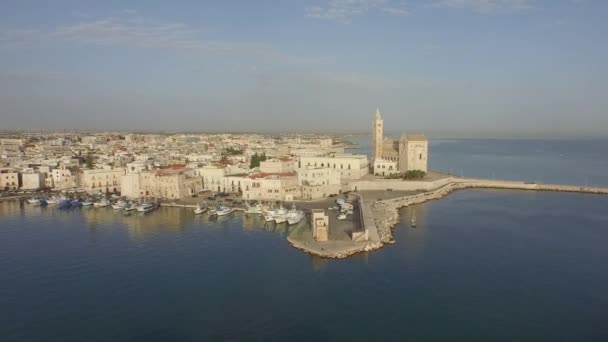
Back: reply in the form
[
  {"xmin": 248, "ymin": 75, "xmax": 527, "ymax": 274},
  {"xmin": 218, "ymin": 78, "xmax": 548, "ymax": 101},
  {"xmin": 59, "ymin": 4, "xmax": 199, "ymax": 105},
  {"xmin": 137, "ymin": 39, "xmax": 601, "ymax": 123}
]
[{"xmin": 298, "ymin": 154, "xmax": 369, "ymax": 180}]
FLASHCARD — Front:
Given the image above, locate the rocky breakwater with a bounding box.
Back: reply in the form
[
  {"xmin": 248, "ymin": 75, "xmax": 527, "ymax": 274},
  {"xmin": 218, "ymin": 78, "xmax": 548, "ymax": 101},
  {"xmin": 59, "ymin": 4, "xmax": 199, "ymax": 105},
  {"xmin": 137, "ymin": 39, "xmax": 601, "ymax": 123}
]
[
  {"xmin": 370, "ymin": 179, "xmax": 608, "ymax": 243},
  {"xmin": 371, "ymin": 183, "xmax": 466, "ymax": 243}
]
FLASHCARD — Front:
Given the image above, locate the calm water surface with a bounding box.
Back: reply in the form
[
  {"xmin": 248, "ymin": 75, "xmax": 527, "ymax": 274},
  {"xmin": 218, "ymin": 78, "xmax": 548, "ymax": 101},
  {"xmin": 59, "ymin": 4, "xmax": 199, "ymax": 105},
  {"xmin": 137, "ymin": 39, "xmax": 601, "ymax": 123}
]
[{"xmin": 2, "ymin": 138, "xmax": 608, "ymax": 341}]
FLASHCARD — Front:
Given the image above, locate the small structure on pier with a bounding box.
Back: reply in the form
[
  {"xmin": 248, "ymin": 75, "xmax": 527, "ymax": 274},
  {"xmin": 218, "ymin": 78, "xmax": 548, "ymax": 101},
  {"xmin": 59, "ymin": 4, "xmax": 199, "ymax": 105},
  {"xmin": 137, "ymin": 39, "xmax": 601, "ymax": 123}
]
[{"xmin": 312, "ymin": 209, "xmax": 329, "ymax": 242}]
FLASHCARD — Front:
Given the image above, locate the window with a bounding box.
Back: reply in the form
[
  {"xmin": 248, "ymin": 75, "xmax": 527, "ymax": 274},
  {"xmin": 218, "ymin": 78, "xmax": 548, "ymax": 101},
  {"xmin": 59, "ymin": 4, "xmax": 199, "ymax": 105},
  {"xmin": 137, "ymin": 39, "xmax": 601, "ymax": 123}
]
[{"xmin": 419, "ymin": 153, "xmax": 422, "ymax": 160}]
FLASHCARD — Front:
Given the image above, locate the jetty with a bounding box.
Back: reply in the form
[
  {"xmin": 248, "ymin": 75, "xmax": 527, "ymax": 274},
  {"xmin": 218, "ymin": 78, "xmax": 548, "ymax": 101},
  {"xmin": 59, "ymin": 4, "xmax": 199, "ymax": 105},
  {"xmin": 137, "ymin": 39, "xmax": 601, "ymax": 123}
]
[{"xmin": 288, "ymin": 175, "xmax": 608, "ymax": 259}]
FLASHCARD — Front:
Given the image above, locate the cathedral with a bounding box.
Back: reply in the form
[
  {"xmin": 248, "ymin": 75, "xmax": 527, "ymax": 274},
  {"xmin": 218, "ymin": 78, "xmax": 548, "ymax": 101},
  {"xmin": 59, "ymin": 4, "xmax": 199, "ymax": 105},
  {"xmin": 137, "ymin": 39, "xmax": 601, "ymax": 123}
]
[{"xmin": 371, "ymin": 109, "xmax": 428, "ymax": 176}]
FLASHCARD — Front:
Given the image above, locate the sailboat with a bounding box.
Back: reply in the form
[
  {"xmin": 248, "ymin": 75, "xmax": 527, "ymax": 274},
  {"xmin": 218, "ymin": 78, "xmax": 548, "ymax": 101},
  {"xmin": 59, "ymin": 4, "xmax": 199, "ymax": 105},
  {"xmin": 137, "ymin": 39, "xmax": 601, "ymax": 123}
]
[{"xmin": 410, "ymin": 209, "xmax": 417, "ymax": 227}]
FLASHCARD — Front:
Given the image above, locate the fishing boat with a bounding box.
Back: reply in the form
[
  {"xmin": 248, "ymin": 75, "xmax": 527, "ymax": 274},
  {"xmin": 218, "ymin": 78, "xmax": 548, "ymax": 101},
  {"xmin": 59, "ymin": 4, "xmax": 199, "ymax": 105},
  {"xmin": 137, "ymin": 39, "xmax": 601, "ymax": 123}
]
[
  {"xmin": 244, "ymin": 202, "xmax": 263, "ymax": 215},
  {"xmin": 215, "ymin": 206, "xmax": 234, "ymax": 216},
  {"xmin": 272, "ymin": 205, "xmax": 289, "ymax": 224},
  {"xmin": 264, "ymin": 207, "xmax": 277, "ymax": 222},
  {"xmin": 137, "ymin": 203, "xmax": 158, "ymax": 213},
  {"xmin": 58, "ymin": 199, "xmax": 72, "ymax": 209},
  {"xmin": 111, "ymin": 200, "xmax": 127, "ymax": 210},
  {"xmin": 124, "ymin": 203, "xmax": 137, "ymax": 211},
  {"xmin": 287, "ymin": 205, "xmax": 305, "ymax": 225},
  {"xmin": 70, "ymin": 199, "xmax": 82, "ymax": 207},
  {"xmin": 46, "ymin": 196, "xmax": 60, "ymax": 204},
  {"xmin": 193, "ymin": 204, "xmax": 207, "ymax": 215},
  {"xmin": 94, "ymin": 198, "xmax": 110, "ymax": 208},
  {"xmin": 81, "ymin": 199, "xmax": 94, "ymax": 207},
  {"xmin": 27, "ymin": 197, "xmax": 42, "ymax": 205}
]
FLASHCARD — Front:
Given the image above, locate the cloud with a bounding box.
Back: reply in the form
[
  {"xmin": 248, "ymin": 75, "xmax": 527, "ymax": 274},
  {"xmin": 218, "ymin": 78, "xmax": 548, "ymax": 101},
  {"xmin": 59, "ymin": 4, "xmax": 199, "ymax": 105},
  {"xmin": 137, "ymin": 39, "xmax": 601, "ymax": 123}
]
[
  {"xmin": 0, "ymin": 12, "xmax": 332, "ymax": 65},
  {"xmin": 432, "ymin": 0, "xmax": 535, "ymax": 14},
  {"xmin": 306, "ymin": 0, "xmax": 408, "ymax": 23}
]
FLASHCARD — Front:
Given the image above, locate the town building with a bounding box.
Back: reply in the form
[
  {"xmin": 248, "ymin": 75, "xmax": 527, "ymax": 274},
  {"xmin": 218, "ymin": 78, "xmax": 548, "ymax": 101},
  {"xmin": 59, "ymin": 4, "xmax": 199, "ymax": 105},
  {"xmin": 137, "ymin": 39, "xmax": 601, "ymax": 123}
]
[
  {"xmin": 298, "ymin": 153, "xmax": 369, "ymax": 180},
  {"xmin": 1, "ymin": 168, "xmax": 20, "ymax": 190},
  {"xmin": 241, "ymin": 172, "xmax": 299, "ymax": 201},
  {"xmin": 21, "ymin": 172, "xmax": 46, "ymax": 190},
  {"xmin": 81, "ymin": 168, "xmax": 125, "ymax": 194},
  {"xmin": 297, "ymin": 166, "xmax": 341, "ymax": 200}
]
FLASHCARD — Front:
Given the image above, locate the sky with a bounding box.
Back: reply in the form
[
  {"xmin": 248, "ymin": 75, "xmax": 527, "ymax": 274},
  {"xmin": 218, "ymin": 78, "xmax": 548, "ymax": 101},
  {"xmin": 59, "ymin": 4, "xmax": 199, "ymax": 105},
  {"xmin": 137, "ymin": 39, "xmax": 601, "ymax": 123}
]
[{"xmin": 0, "ymin": 0, "xmax": 607, "ymax": 135}]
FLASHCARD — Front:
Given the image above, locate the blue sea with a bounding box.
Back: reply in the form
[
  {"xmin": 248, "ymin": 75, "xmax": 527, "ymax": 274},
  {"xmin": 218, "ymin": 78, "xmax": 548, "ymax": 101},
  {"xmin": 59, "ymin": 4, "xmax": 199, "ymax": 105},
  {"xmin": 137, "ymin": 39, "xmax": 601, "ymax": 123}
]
[{"xmin": 2, "ymin": 138, "xmax": 608, "ymax": 341}]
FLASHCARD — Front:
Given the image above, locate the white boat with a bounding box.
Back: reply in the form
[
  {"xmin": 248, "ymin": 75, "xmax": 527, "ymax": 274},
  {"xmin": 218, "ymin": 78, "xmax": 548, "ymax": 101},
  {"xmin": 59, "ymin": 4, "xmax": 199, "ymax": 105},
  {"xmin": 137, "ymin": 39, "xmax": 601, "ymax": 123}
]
[
  {"xmin": 193, "ymin": 204, "xmax": 207, "ymax": 215},
  {"xmin": 124, "ymin": 203, "xmax": 137, "ymax": 211},
  {"xmin": 273, "ymin": 205, "xmax": 289, "ymax": 224},
  {"xmin": 82, "ymin": 200, "xmax": 94, "ymax": 207},
  {"xmin": 244, "ymin": 202, "xmax": 262, "ymax": 214},
  {"xmin": 337, "ymin": 213, "xmax": 347, "ymax": 220},
  {"xmin": 137, "ymin": 203, "xmax": 158, "ymax": 213},
  {"xmin": 27, "ymin": 198, "xmax": 41, "ymax": 205},
  {"xmin": 287, "ymin": 206, "xmax": 305, "ymax": 225},
  {"xmin": 46, "ymin": 196, "xmax": 60, "ymax": 204},
  {"xmin": 94, "ymin": 199, "xmax": 110, "ymax": 207},
  {"xmin": 264, "ymin": 207, "xmax": 277, "ymax": 222},
  {"xmin": 112, "ymin": 200, "xmax": 127, "ymax": 210},
  {"xmin": 215, "ymin": 206, "xmax": 233, "ymax": 216}
]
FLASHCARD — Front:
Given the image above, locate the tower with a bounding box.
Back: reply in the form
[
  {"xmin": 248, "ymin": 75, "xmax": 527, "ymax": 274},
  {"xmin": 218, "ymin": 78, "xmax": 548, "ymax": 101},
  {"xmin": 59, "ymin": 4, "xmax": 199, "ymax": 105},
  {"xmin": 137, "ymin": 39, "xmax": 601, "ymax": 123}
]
[{"xmin": 372, "ymin": 108, "xmax": 383, "ymax": 162}]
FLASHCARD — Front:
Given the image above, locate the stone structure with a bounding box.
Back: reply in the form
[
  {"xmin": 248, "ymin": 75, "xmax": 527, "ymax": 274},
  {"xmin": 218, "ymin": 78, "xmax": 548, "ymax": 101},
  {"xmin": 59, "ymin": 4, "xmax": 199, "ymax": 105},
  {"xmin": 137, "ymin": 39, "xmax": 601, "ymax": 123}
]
[
  {"xmin": 372, "ymin": 109, "xmax": 428, "ymax": 176},
  {"xmin": 311, "ymin": 209, "xmax": 329, "ymax": 242}
]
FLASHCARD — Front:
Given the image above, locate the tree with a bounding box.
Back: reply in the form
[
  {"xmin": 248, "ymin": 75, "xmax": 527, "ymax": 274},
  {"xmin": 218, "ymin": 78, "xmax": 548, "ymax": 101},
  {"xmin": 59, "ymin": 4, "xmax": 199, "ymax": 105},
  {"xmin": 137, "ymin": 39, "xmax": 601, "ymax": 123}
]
[
  {"xmin": 85, "ymin": 152, "xmax": 95, "ymax": 169},
  {"xmin": 250, "ymin": 153, "xmax": 260, "ymax": 169}
]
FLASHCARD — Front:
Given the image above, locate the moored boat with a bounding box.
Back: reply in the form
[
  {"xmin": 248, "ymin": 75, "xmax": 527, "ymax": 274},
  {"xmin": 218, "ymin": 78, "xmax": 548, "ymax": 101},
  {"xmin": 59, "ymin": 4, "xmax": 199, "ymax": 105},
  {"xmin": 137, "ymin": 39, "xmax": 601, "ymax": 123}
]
[
  {"xmin": 137, "ymin": 203, "xmax": 158, "ymax": 213},
  {"xmin": 215, "ymin": 206, "xmax": 233, "ymax": 216},
  {"xmin": 193, "ymin": 204, "xmax": 207, "ymax": 215},
  {"xmin": 287, "ymin": 206, "xmax": 305, "ymax": 225},
  {"xmin": 94, "ymin": 199, "xmax": 110, "ymax": 208}
]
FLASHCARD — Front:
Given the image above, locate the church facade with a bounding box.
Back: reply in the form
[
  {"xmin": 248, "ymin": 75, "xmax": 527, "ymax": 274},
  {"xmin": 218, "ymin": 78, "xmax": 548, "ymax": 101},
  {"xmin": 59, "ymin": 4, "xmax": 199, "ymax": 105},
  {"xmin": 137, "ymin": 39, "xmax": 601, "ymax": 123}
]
[{"xmin": 371, "ymin": 109, "xmax": 428, "ymax": 176}]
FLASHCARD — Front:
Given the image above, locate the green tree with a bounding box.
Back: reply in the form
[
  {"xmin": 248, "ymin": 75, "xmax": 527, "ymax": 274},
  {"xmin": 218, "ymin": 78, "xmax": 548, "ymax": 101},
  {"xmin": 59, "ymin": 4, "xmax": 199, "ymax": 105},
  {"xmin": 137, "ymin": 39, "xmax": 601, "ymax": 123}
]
[
  {"xmin": 250, "ymin": 153, "xmax": 260, "ymax": 168},
  {"xmin": 85, "ymin": 152, "xmax": 95, "ymax": 169}
]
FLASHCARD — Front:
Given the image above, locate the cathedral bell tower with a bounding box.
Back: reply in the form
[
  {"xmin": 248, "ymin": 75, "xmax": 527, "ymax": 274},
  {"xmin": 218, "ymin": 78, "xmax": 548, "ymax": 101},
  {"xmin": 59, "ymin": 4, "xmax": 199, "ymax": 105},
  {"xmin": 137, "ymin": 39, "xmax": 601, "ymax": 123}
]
[{"xmin": 372, "ymin": 108, "xmax": 384, "ymax": 162}]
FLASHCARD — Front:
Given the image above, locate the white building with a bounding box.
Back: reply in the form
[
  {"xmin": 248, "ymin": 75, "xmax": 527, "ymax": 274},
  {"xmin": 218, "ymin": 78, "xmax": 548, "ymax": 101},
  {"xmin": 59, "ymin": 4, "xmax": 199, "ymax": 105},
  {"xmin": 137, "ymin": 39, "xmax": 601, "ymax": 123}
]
[
  {"xmin": 297, "ymin": 166, "xmax": 341, "ymax": 200},
  {"xmin": 298, "ymin": 154, "xmax": 369, "ymax": 180},
  {"xmin": 259, "ymin": 157, "xmax": 295, "ymax": 174},
  {"xmin": 21, "ymin": 172, "xmax": 46, "ymax": 190},
  {"xmin": 81, "ymin": 169, "xmax": 125, "ymax": 194},
  {"xmin": 241, "ymin": 172, "xmax": 299, "ymax": 201}
]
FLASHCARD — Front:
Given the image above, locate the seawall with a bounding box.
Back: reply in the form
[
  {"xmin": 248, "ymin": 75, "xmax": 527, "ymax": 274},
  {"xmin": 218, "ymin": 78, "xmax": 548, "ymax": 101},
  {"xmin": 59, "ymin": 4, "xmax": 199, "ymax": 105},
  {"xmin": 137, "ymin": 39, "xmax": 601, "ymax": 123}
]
[{"xmin": 369, "ymin": 178, "xmax": 608, "ymax": 244}]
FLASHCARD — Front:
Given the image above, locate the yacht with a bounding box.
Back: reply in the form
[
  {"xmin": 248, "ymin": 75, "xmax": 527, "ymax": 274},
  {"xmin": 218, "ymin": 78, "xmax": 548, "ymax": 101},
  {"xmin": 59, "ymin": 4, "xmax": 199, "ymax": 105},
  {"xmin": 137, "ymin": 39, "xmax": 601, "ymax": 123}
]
[
  {"xmin": 193, "ymin": 204, "xmax": 207, "ymax": 215},
  {"xmin": 137, "ymin": 203, "xmax": 158, "ymax": 213},
  {"xmin": 287, "ymin": 206, "xmax": 305, "ymax": 225}
]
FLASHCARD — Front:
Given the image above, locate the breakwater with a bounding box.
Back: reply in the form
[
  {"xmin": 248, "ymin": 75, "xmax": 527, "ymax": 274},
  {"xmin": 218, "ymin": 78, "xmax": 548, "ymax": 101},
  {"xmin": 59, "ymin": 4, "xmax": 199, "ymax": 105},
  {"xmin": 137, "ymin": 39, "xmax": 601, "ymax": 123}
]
[{"xmin": 371, "ymin": 178, "xmax": 608, "ymax": 244}]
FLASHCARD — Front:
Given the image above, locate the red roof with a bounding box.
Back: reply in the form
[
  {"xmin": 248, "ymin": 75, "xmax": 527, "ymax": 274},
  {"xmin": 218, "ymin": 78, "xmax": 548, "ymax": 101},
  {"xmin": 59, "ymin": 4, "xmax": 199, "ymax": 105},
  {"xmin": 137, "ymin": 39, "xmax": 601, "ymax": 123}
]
[{"xmin": 277, "ymin": 157, "xmax": 292, "ymax": 162}]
